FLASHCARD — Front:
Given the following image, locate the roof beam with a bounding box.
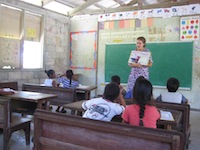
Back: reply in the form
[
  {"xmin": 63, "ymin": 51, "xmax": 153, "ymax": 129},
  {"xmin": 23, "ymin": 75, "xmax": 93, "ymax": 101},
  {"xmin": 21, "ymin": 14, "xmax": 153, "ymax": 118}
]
[
  {"xmin": 113, "ymin": 0, "xmax": 125, "ymax": 6},
  {"xmin": 126, "ymin": 0, "xmax": 137, "ymax": 6},
  {"xmin": 137, "ymin": 0, "xmax": 143, "ymax": 10},
  {"xmin": 68, "ymin": 0, "xmax": 101, "ymax": 16},
  {"xmin": 79, "ymin": 0, "xmax": 189, "ymax": 15}
]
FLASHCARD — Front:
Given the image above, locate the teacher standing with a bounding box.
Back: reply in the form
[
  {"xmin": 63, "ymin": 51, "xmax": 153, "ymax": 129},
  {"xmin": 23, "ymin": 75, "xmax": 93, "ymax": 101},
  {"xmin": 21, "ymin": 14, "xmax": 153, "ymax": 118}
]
[{"xmin": 126, "ymin": 37, "xmax": 153, "ymax": 98}]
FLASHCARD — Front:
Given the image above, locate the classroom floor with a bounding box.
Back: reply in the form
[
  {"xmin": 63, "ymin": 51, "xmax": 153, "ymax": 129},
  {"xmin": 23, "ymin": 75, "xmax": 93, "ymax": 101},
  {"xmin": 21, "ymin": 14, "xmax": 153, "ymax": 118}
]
[{"xmin": 0, "ymin": 110, "xmax": 200, "ymax": 150}]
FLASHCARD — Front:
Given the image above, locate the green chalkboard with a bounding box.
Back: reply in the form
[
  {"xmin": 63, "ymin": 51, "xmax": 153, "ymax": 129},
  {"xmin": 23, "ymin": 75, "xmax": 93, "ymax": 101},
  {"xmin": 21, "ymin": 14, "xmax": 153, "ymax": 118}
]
[{"xmin": 105, "ymin": 42, "xmax": 193, "ymax": 88}]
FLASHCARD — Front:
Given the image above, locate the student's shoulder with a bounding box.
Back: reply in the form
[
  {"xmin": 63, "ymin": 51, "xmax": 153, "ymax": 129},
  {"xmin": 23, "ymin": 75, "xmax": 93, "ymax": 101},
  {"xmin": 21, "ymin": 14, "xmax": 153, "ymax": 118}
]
[
  {"xmin": 124, "ymin": 104, "xmax": 138, "ymax": 111},
  {"xmin": 146, "ymin": 105, "xmax": 159, "ymax": 113}
]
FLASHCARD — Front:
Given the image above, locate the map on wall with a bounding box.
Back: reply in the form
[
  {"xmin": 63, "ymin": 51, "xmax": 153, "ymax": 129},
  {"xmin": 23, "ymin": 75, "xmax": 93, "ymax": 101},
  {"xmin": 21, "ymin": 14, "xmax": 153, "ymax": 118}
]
[
  {"xmin": 180, "ymin": 16, "xmax": 200, "ymax": 41},
  {"xmin": 70, "ymin": 31, "xmax": 97, "ymax": 70},
  {"xmin": 0, "ymin": 37, "xmax": 21, "ymax": 69}
]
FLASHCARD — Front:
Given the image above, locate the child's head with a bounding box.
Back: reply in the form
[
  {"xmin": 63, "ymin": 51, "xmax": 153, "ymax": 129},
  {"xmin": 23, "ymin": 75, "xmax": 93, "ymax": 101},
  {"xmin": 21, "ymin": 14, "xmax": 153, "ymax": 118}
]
[
  {"xmin": 167, "ymin": 78, "xmax": 179, "ymax": 92},
  {"xmin": 133, "ymin": 78, "xmax": 153, "ymax": 126},
  {"xmin": 66, "ymin": 69, "xmax": 74, "ymax": 85},
  {"xmin": 103, "ymin": 83, "xmax": 120, "ymax": 102},
  {"xmin": 111, "ymin": 75, "xmax": 121, "ymax": 85},
  {"xmin": 45, "ymin": 70, "xmax": 55, "ymax": 79},
  {"xmin": 66, "ymin": 69, "xmax": 74, "ymax": 79}
]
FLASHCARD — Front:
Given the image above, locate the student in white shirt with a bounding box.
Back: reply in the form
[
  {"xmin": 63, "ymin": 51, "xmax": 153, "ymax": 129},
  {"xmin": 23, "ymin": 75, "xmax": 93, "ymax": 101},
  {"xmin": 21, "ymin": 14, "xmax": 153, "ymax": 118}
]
[
  {"xmin": 82, "ymin": 83, "xmax": 126, "ymax": 122},
  {"xmin": 156, "ymin": 78, "xmax": 188, "ymax": 104},
  {"xmin": 44, "ymin": 70, "xmax": 66, "ymax": 113},
  {"xmin": 44, "ymin": 70, "xmax": 56, "ymax": 87}
]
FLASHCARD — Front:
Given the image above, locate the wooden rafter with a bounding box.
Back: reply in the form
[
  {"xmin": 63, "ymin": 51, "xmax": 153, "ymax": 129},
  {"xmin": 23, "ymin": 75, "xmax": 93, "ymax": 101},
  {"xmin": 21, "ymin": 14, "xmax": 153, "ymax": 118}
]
[
  {"xmin": 79, "ymin": 0, "xmax": 189, "ymax": 15},
  {"xmin": 113, "ymin": 0, "xmax": 125, "ymax": 6},
  {"xmin": 126, "ymin": 0, "xmax": 138, "ymax": 6},
  {"xmin": 68, "ymin": 0, "xmax": 101, "ymax": 16}
]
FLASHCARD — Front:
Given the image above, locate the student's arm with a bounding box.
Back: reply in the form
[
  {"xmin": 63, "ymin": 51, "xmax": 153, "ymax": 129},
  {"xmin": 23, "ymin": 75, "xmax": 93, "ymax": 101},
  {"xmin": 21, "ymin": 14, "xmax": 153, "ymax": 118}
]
[
  {"xmin": 52, "ymin": 80, "xmax": 57, "ymax": 87},
  {"xmin": 119, "ymin": 85, "xmax": 126, "ymax": 96},
  {"xmin": 116, "ymin": 93, "xmax": 126, "ymax": 107},
  {"xmin": 73, "ymin": 80, "xmax": 79, "ymax": 87}
]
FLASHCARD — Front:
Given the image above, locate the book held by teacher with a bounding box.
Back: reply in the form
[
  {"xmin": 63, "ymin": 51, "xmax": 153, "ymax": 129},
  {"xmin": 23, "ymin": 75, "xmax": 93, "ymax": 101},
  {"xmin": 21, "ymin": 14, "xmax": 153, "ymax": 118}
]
[{"xmin": 128, "ymin": 50, "xmax": 151, "ymax": 66}]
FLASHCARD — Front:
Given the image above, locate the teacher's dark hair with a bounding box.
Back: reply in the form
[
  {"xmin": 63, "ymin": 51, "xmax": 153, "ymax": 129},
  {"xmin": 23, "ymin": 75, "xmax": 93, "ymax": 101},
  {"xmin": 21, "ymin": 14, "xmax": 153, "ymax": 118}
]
[
  {"xmin": 133, "ymin": 78, "xmax": 153, "ymax": 126},
  {"xmin": 137, "ymin": 37, "xmax": 146, "ymax": 47}
]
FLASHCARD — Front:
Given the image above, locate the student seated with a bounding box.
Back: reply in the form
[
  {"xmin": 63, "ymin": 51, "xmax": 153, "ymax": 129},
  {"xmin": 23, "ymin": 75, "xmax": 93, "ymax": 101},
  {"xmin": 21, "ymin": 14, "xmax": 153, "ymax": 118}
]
[
  {"xmin": 57, "ymin": 69, "xmax": 79, "ymax": 88},
  {"xmin": 156, "ymin": 78, "xmax": 188, "ymax": 104},
  {"xmin": 44, "ymin": 70, "xmax": 57, "ymax": 87},
  {"xmin": 111, "ymin": 75, "xmax": 126, "ymax": 96},
  {"xmin": 122, "ymin": 78, "xmax": 160, "ymax": 128},
  {"xmin": 82, "ymin": 83, "xmax": 126, "ymax": 122},
  {"xmin": 57, "ymin": 69, "xmax": 79, "ymax": 113}
]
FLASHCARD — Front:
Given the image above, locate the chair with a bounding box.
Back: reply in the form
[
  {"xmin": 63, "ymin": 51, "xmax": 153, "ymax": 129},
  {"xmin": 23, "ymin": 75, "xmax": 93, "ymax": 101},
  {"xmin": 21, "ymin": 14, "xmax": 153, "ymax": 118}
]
[{"xmin": 0, "ymin": 97, "xmax": 31, "ymax": 150}]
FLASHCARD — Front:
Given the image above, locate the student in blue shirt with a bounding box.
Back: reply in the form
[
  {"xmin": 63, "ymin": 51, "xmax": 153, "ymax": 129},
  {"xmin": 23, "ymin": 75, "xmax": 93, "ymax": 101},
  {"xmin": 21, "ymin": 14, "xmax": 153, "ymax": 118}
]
[
  {"xmin": 57, "ymin": 70, "xmax": 79, "ymax": 113},
  {"xmin": 58, "ymin": 69, "xmax": 79, "ymax": 88}
]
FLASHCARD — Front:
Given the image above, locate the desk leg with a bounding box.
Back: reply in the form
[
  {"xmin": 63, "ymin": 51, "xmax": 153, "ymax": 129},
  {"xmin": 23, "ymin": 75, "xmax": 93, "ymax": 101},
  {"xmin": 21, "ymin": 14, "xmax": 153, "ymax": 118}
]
[
  {"xmin": 46, "ymin": 101, "xmax": 50, "ymax": 110},
  {"xmin": 37, "ymin": 102, "xmax": 43, "ymax": 109},
  {"xmin": 85, "ymin": 91, "xmax": 91, "ymax": 100},
  {"xmin": 167, "ymin": 125, "xmax": 172, "ymax": 130}
]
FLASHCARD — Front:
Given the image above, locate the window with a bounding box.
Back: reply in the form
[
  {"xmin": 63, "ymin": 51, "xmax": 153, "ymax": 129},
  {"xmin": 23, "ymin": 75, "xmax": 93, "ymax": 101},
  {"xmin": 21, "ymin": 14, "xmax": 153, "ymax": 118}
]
[
  {"xmin": 23, "ymin": 12, "xmax": 43, "ymax": 69},
  {"xmin": 0, "ymin": 4, "xmax": 22, "ymax": 69},
  {"xmin": 0, "ymin": 4, "xmax": 22, "ymax": 39}
]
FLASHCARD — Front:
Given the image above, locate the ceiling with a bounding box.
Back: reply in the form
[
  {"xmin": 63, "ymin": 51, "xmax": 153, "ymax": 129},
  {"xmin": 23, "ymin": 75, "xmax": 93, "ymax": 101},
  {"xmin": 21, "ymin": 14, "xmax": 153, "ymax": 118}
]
[{"xmin": 19, "ymin": 0, "xmax": 192, "ymax": 16}]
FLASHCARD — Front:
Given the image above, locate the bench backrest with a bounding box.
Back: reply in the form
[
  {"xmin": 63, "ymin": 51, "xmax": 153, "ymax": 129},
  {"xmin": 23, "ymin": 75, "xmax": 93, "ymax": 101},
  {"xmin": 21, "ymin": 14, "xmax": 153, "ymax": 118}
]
[
  {"xmin": 0, "ymin": 97, "xmax": 11, "ymax": 129},
  {"xmin": 34, "ymin": 109, "xmax": 183, "ymax": 150},
  {"xmin": 22, "ymin": 83, "xmax": 77, "ymax": 105},
  {"xmin": 0, "ymin": 82, "xmax": 18, "ymax": 90}
]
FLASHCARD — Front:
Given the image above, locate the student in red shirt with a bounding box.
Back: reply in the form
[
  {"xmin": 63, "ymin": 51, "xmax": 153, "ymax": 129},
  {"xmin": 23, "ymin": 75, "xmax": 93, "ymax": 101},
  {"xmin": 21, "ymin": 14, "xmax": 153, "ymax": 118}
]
[{"xmin": 122, "ymin": 78, "xmax": 160, "ymax": 128}]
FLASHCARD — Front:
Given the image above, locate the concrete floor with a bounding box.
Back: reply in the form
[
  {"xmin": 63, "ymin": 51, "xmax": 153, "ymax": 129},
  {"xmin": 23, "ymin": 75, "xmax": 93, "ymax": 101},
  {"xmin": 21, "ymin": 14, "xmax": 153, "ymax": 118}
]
[{"xmin": 0, "ymin": 110, "xmax": 200, "ymax": 150}]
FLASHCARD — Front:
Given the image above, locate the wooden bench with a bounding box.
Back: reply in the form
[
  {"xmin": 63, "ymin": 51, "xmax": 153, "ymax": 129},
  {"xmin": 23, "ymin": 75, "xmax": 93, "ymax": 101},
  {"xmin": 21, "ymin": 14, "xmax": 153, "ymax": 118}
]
[
  {"xmin": 125, "ymin": 99, "xmax": 191, "ymax": 149},
  {"xmin": 0, "ymin": 81, "xmax": 18, "ymax": 90},
  {"xmin": 22, "ymin": 83, "xmax": 77, "ymax": 106},
  {"xmin": 34, "ymin": 109, "xmax": 184, "ymax": 150},
  {"xmin": 0, "ymin": 96, "xmax": 31, "ymax": 150}
]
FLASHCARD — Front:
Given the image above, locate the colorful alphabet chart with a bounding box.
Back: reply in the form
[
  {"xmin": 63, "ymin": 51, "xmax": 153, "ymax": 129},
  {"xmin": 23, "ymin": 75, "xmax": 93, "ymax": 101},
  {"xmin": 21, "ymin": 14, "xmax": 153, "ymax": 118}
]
[{"xmin": 180, "ymin": 16, "xmax": 199, "ymax": 41}]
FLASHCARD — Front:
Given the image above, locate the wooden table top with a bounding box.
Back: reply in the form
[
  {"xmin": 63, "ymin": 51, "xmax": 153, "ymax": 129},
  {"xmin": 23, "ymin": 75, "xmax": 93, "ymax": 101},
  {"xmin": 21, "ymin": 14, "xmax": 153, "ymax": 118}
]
[
  {"xmin": 76, "ymin": 86, "xmax": 97, "ymax": 92},
  {"xmin": 6, "ymin": 91, "xmax": 57, "ymax": 103},
  {"xmin": 157, "ymin": 109, "xmax": 182, "ymax": 126}
]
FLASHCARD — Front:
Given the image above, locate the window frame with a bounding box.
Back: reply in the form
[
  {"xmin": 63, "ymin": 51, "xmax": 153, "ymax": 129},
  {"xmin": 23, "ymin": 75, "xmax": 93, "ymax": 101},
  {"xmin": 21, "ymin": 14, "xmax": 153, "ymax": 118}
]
[{"xmin": 0, "ymin": 4, "xmax": 45, "ymax": 71}]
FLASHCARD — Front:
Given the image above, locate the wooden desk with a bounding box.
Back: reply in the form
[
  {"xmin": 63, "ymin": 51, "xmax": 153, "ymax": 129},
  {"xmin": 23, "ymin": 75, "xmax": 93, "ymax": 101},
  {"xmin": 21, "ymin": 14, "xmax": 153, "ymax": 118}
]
[
  {"xmin": 157, "ymin": 109, "xmax": 182, "ymax": 130},
  {"xmin": 63, "ymin": 100, "xmax": 182, "ymax": 131},
  {"xmin": 6, "ymin": 91, "xmax": 57, "ymax": 110},
  {"xmin": 76, "ymin": 86, "xmax": 97, "ymax": 100}
]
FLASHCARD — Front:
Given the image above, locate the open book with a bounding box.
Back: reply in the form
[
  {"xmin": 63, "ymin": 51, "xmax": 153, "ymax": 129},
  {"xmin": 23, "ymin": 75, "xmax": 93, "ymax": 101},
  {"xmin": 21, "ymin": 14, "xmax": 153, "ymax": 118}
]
[
  {"xmin": 160, "ymin": 110, "xmax": 175, "ymax": 121},
  {"xmin": 128, "ymin": 50, "xmax": 151, "ymax": 66}
]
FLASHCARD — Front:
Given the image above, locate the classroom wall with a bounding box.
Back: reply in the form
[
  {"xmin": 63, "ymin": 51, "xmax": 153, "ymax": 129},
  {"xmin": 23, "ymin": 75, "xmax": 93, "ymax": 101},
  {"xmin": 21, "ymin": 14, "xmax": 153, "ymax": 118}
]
[
  {"xmin": 97, "ymin": 17, "xmax": 200, "ymax": 109},
  {"xmin": 0, "ymin": 0, "xmax": 70, "ymax": 89},
  {"xmin": 70, "ymin": 15, "xmax": 98, "ymax": 97}
]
